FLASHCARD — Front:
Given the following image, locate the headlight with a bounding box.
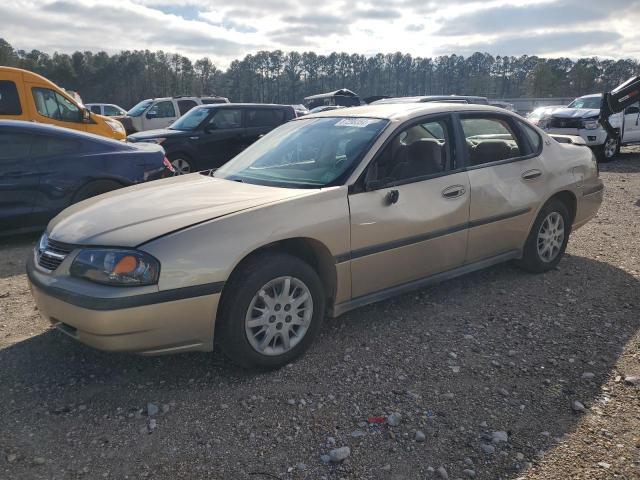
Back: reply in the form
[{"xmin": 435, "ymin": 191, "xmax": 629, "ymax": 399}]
[
  {"xmin": 70, "ymin": 249, "xmax": 160, "ymax": 286},
  {"xmin": 105, "ymin": 118, "xmax": 125, "ymax": 134},
  {"xmin": 582, "ymin": 119, "xmax": 600, "ymax": 130}
]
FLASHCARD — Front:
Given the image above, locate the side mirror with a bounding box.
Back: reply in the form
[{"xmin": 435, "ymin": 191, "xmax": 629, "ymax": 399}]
[
  {"xmin": 81, "ymin": 108, "xmax": 92, "ymax": 123},
  {"xmin": 146, "ymin": 111, "xmax": 158, "ymax": 119}
]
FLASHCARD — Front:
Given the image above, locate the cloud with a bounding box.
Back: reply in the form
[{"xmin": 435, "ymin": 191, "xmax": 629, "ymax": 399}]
[{"xmin": 406, "ymin": 24, "xmax": 424, "ymax": 32}]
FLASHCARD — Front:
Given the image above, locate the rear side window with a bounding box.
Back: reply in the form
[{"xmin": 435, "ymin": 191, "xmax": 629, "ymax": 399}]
[
  {"xmin": 460, "ymin": 116, "xmax": 522, "ymax": 166},
  {"xmin": 520, "ymin": 122, "xmax": 542, "ymax": 153},
  {"xmin": 89, "ymin": 105, "xmax": 102, "ymax": 114},
  {"xmin": 0, "ymin": 81, "xmax": 22, "ymax": 115},
  {"xmin": 32, "ymin": 88, "xmax": 82, "ymax": 122},
  {"xmin": 0, "ymin": 131, "xmax": 30, "ymax": 161},
  {"xmin": 177, "ymin": 99, "xmax": 197, "ymax": 115},
  {"xmin": 246, "ymin": 108, "xmax": 285, "ymax": 127},
  {"xmin": 30, "ymin": 135, "xmax": 82, "ymax": 158}
]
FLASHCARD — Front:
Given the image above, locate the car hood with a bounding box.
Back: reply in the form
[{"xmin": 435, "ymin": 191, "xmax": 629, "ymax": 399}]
[
  {"xmin": 47, "ymin": 174, "xmax": 315, "ymax": 247},
  {"xmin": 551, "ymin": 108, "xmax": 600, "ymax": 119},
  {"xmin": 128, "ymin": 128, "xmax": 187, "ymax": 141}
]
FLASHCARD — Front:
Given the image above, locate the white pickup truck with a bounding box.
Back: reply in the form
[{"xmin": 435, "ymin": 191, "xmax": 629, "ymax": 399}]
[{"xmin": 545, "ymin": 93, "xmax": 640, "ymax": 162}]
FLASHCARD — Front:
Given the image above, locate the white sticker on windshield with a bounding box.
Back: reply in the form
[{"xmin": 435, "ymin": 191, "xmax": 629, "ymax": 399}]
[{"xmin": 334, "ymin": 118, "xmax": 376, "ymax": 128}]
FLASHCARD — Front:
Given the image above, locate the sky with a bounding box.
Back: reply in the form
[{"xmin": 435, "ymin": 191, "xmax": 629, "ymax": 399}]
[{"xmin": 2, "ymin": 0, "xmax": 639, "ymax": 66}]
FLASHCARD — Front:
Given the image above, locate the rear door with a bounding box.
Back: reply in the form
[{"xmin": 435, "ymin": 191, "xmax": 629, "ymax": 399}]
[
  {"xmin": 622, "ymin": 102, "xmax": 640, "ymax": 143},
  {"xmin": 177, "ymin": 99, "xmax": 198, "ymax": 116},
  {"xmin": 459, "ymin": 113, "xmax": 549, "ymax": 263},
  {"xmin": 0, "ymin": 129, "xmax": 39, "ymax": 233},
  {"xmin": 244, "ymin": 107, "xmax": 287, "ymax": 147},
  {"xmin": 348, "ymin": 115, "xmax": 470, "ymax": 298}
]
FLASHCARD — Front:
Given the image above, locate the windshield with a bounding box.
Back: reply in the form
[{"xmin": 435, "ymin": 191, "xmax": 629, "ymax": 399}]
[
  {"xmin": 568, "ymin": 97, "xmax": 602, "ymax": 110},
  {"xmin": 214, "ymin": 117, "xmax": 388, "ymax": 188},
  {"xmin": 127, "ymin": 99, "xmax": 153, "ymax": 117},
  {"xmin": 170, "ymin": 106, "xmax": 211, "ymax": 131}
]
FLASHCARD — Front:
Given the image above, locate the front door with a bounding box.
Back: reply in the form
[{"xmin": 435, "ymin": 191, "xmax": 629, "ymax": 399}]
[
  {"xmin": 27, "ymin": 84, "xmax": 87, "ymax": 132},
  {"xmin": 0, "ymin": 129, "xmax": 39, "ymax": 233},
  {"xmin": 197, "ymin": 107, "xmax": 245, "ymax": 168},
  {"xmin": 349, "ymin": 115, "xmax": 470, "ymax": 298},
  {"xmin": 622, "ymin": 102, "xmax": 640, "ymax": 143},
  {"xmin": 459, "ymin": 114, "xmax": 550, "ymax": 262},
  {"xmin": 144, "ymin": 100, "xmax": 176, "ymax": 130}
]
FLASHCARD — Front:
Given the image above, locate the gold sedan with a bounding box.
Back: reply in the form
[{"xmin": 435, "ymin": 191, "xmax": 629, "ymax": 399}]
[{"xmin": 27, "ymin": 103, "xmax": 604, "ymax": 368}]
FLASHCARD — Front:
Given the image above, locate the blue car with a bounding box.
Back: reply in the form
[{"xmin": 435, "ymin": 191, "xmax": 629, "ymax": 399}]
[{"xmin": 0, "ymin": 120, "xmax": 173, "ymax": 235}]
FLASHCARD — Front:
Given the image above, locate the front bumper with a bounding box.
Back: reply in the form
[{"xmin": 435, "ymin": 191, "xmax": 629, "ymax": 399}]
[
  {"xmin": 27, "ymin": 253, "xmax": 221, "ymax": 355},
  {"xmin": 545, "ymin": 127, "xmax": 607, "ymax": 146}
]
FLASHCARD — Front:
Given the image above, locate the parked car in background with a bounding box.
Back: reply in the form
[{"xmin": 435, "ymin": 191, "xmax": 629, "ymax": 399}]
[
  {"xmin": 0, "ymin": 120, "xmax": 172, "ymax": 235},
  {"xmin": 291, "ymin": 104, "xmax": 309, "ymax": 116},
  {"xmin": 86, "ymin": 103, "xmax": 127, "ymax": 117},
  {"xmin": 127, "ymin": 103, "xmax": 296, "ymax": 174},
  {"xmin": 304, "ymin": 89, "xmax": 361, "ymax": 109},
  {"xmin": 373, "ymin": 95, "xmax": 489, "ymax": 105},
  {"xmin": 308, "ymin": 105, "xmax": 345, "ymax": 114},
  {"xmin": 118, "ymin": 95, "xmax": 230, "ymax": 134},
  {"xmin": 0, "ymin": 67, "xmax": 126, "ymax": 140},
  {"xmin": 28, "ymin": 103, "xmax": 603, "ymax": 368},
  {"xmin": 545, "ymin": 94, "xmax": 640, "ymax": 161},
  {"xmin": 489, "ymin": 100, "xmax": 516, "ymax": 112},
  {"xmin": 527, "ymin": 105, "xmax": 566, "ymax": 127}
]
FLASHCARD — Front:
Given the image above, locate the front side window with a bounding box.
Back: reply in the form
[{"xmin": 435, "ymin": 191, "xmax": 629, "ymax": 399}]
[
  {"xmin": 0, "ymin": 81, "xmax": 22, "ymax": 115},
  {"xmin": 148, "ymin": 101, "xmax": 176, "ymax": 118},
  {"xmin": 214, "ymin": 117, "xmax": 388, "ymax": 188},
  {"xmin": 247, "ymin": 108, "xmax": 285, "ymax": 127},
  {"xmin": 367, "ymin": 117, "xmax": 453, "ymax": 186},
  {"xmin": 32, "ymin": 88, "xmax": 81, "ymax": 122},
  {"xmin": 127, "ymin": 99, "xmax": 153, "ymax": 117},
  {"xmin": 460, "ymin": 116, "xmax": 522, "ymax": 166},
  {"xmin": 0, "ymin": 131, "xmax": 31, "ymax": 162},
  {"xmin": 208, "ymin": 109, "xmax": 242, "ymax": 129}
]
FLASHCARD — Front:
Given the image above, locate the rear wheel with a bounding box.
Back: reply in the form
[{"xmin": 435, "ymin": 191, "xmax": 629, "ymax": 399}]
[
  {"xmin": 216, "ymin": 253, "xmax": 325, "ymax": 369},
  {"xmin": 516, "ymin": 199, "xmax": 571, "ymax": 273},
  {"xmin": 73, "ymin": 180, "xmax": 122, "ymax": 203},
  {"xmin": 168, "ymin": 154, "xmax": 194, "ymax": 174}
]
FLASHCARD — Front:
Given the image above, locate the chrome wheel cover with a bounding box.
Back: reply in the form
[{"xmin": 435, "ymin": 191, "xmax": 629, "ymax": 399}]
[
  {"xmin": 171, "ymin": 158, "xmax": 191, "ymax": 174},
  {"xmin": 604, "ymin": 138, "xmax": 618, "ymax": 158},
  {"xmin": 245, "ymin": 276, "xmax": 313, "ymax": 356},
  {"xmin": 537, "ymin": 211, "xmax": 565, "ymax": 263}
]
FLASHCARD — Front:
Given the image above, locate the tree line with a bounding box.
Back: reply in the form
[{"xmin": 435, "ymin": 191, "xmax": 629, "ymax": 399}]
[{"xmin": 1, "ymin": 38, "xmax": 638, "ymax": 109}]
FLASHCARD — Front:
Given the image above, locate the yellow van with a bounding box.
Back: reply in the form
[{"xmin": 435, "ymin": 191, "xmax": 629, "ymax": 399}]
[{"xmin": 0, "ymin": 67, "xmax": 125, "ymax": 140}]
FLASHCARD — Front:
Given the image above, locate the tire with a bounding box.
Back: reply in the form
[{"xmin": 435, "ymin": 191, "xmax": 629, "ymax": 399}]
[
  {"xmin": 594, "ymin": 136, "xmax": 619, "ymax": 163},
  {"xmin": 73, "ymin": 180, "xmax": 122, "ymax": 203},
  {"xmin": 516, "ymin": 199, "xmax": 571, "ymax": 273},
  {"xmin": 168, "ymin": 153, "xmax": 195, "ymax": 175},
  {"xmin": 216, "ymin": 253, "xmax": 325, "ymax": 369}
]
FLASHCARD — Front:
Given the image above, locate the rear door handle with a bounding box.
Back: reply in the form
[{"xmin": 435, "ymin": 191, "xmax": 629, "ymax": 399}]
[
  {"xmin": 442, "ymin": 184, "xmax": 466, "ymax": 199},
  {"xmin": 522, "ymin": 169, "xmax": 542, "ymax": 180}
]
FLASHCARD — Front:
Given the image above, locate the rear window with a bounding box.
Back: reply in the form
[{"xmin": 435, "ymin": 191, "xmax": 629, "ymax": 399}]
[{"xmin": 0, "ymin": 80, "xmax": 22, "ymax": 115}]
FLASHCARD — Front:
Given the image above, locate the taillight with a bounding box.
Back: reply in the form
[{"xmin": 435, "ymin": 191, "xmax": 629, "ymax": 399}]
[{"xmin": 163, "ymin": 157, "xmax": 175, "ymax": 173}]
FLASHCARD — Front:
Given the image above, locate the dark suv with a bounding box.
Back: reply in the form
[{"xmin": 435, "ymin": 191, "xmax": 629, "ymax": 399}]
[{"xmin": 127, "ymin": 104, "xmax": 296, "ymax": 173}]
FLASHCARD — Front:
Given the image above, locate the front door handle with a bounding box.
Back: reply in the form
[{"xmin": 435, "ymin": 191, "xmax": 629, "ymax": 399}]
[
  {"xmin": 522, "ymin": 169, "xmax": 542, "ymax": 180},
  {"xmin": 442, "ymin": 184, "xmax": 466, "ymax": 199}
]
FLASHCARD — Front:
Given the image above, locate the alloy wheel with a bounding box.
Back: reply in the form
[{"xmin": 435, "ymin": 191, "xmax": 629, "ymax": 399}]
[
  {"xmin": 171, "ymin": 158, "xmax": 191, "ymax": 174},
  {"xmin": 537, "ymin": 211, "xmax": 565, "ymax": 262},
  {"xmin": 604, "ymin": 138, "xmax": 618, "ymax": 159},
  {"xmin": 245, "ymin": 276, "xmax": 313, "ymax": 356}
]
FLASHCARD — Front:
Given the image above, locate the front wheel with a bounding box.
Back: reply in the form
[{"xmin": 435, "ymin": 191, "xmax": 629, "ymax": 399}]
[
  {"xmin": 595, "ymin": 136, "xmax": 619, "ymax": 163},
  {"xmin": 516, "ymin": 199, "xmax": 571, "ymax": 273},
  {"xmin": 216, "ymin": 253, "xmax": 325, "ymax": 369},
  {"xmin": 168, "ymin": 154, "xmax": 195, "ymax": 174}
]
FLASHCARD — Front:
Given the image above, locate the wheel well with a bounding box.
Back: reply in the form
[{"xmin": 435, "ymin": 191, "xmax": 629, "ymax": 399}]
[
  {"xmin": 549, "ymin": 190, "xmax": 577, "ymax": 224},
  {"xmin": 221, "ymin": 238, "xmax": 337, "ymax": 310}
]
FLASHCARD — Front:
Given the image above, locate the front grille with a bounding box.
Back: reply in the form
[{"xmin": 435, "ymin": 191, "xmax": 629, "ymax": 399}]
[
  {"xmin": 549, "ymin": 117, "xmax": 582, "ymax": 129},
  {"xmin": 37, "ymin": 238, "xmax": 74, "ymax": 271}
]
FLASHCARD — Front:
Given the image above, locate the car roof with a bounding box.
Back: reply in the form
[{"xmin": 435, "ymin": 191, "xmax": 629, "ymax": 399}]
[
  {"xmin": 578, "ymin": 94, "xmax": 602, "ymax": 99},
  {"xmin": 199, "ymin": 103, "xmax": 293, "ymax": 109},
  {"xmin": 0, "ymin": 119, "xmax": 128, "ymax": 147},
  {"xmin": 301, "ymin": 102, "xmax": 516, "ymax": 122}
]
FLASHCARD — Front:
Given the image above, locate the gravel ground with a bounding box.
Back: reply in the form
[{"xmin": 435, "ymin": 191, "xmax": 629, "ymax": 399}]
[{"xmin": 1, "ymin": 148, "xmax": 639, "ymax": 480}]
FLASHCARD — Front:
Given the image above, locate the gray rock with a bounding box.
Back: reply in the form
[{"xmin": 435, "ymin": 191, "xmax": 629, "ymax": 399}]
[
  {"xmin": 329, "ymin": 446, "xmax": 350, "ymax": 463},
  {"xmin": 7, "ymin": 454, "xmax": 17, "ymax": 463},
  {"xmin": 297, "ymin": 463, "xmax": 307, "ymax": 471},
  {"xmin": 287, "ymin": 399, "xmax": 296, "ymax": 405},
  {"xmin": 480, "ymin": 443, "xmax": 496, "ymax": 455},
  {"xmin": 350, "ymin": 430, "xmax": 366, "ymax": 438},
  {"xmin": 437, "ymin": 466, "xmax": 449, "ymax": 479},
  {"xmin": 572, "ymin": 400, "xmax": 586, "ymax": 413},
  {"xmin": 624, "ymin": 375, "xmax": 640, "ymax": 386},
  {"xmin": 582, "ymin": 372, "xmax": 595, "ymax": 380},
  {"xmin": 326, "ymin": 436, "xmax": 336, "ymax": 447},
  {"xmin": 148, "ymin": 418, "xmax": 157, "ymax": 432},
  {"xmin": 33, "ymin": 457, "xmax": 45, "ymax": 465},
  {"xmin": 492, "ymin": 431, "xmax": 509, "ymax": 443},
  {"xmin": 498, "ymin": 388, "xmax": 509, "ymax": 396},
  {"xmin": 463, "ymin": 469, "xmax": 476, "ymax": 478},
  {"xmin": 516, "ymin": 452, "xmax": 525, "ymax": 461},
  {"xmin": 448, "ymin": 352, "xmax": 458, "ymax": 359},
  {"xmin": 146, "ymin": 403, "xmax": 159, "ymax": 416},
  {"xmin": 387, "ymin": 412, "xmax": 402, "ymax": 426},
  {"xmin": 162, "ymin": 404, "xmax": 170, "ymax": 414},
  {"xmin": 381, "ymin": 464, "xmax": 391, "ymax": 471},
  {"xmin": 464, "ymin": 457, "xmax": 473, "ymax": 466},
  {"xmin": 415, "ymin": 430, "xmax": 426, "ymax": 442},
  {"xmin": 320, "ymin": 454, "xmax": 331, "ymax": 464}
]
